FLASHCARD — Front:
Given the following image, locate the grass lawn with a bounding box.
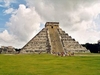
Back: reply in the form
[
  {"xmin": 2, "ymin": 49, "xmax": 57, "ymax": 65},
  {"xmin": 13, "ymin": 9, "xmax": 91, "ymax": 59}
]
[{"xmin": 0, "ymin": 53, "xmax": 100, "ymax": 75}]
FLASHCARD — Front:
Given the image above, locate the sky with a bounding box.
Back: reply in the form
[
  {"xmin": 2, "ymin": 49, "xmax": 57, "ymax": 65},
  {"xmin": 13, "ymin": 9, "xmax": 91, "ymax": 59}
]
[{"xmin": 0, "ymin": 0, "xmax": 100, "ymax": 48}]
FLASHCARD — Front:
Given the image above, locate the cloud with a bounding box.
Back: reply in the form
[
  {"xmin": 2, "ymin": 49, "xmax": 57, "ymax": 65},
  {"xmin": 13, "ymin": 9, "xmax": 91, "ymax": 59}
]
[
  {"xmin": 1, "ymin": 0, "xmax": 100, "ymax": 48},
  {"xmin": 0, "ymin": 30, "xmax": 16, "ymax": 42},
  {"xmin": 25, "ymin": 0, "xmax": 100, "ymax": 44},
  {"xmin": 0, "ymin": 0, "xmax": 16, "ymax": 8},
  {"xmin": 0, "ymin": 4, "xmax": 41, "ymax": 48},
  {"xmin": 6, "ymin": 4, "xmax": 41, "ymax": 41},
  {"xmin": 4, "ymin": 8, "xmax": 15, "ymax": 14},
  {"xmin": 0, "ymin": 30, "xmax": 15, "ymax": 46},
  {"xmin": 0, "ymin": 30, "xmax": 26, "ymax": 48}
]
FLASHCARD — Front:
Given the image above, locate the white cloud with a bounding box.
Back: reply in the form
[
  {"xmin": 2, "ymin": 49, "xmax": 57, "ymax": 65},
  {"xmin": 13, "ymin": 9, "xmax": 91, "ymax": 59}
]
[
  {"xmin": 4, "ymin": 8, "xmax": 15, "ymax": 14},
  {"xmin": 0, "ymin": 0, "xmax": 17, "ymax": 15},
  {"xmin": 6, "ymin": 4, "xmax": 41, "ymax": 41},
  {"xmin": 0, "ymin": 30, "xmax": 27, "ymax": 48},
  {"xmin": 1, "ymin": 0, "xmax": 100, "ymax": 48},
  {"xmin": 0, "ymin": 30, "xmax": 13, "ymax": 42},
  {"xmin": 25, "ymin": 0, "xmax": 100, "ymax": 44},
  {"xmin": 0, "ymin": 0, "xmax": 16, "ymax": 8},
  {"xmin": 0, "ymin": 4, "xmax": 41, "ymax": 48},
  {"xmin": 0, "ymin": 30, "xmax": 15, "ymax": 46}
]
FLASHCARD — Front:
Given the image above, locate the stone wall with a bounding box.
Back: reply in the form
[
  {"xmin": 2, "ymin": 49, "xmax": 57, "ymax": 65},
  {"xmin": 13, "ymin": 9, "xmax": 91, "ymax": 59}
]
[
  {"xmin": 0, "ymin": 46, "xmax": 15, "ymax": 54},
  {"xmin": 21, "ymin": 22, "xmax": 90, "ymax": 54}
]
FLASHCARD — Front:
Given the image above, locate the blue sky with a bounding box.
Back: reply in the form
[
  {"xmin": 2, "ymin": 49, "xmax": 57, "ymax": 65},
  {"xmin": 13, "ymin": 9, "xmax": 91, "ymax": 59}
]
[
  {"xmin": 0, "ymin": 0, "xmax": 100, "ymax": 48},
  {"xmin": 0, "ymin": 0, "xmax": 26, "ymax": 32}
]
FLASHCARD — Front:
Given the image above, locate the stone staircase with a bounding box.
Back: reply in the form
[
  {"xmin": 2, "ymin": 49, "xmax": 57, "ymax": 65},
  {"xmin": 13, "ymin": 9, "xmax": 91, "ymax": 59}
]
[
  {"xmin": 21, "ymin": 22, "xmax": 90, "ymax": 54},
  {"xmin": 48, "ymin": 25, "xmax": 64, "ymax": 54}
]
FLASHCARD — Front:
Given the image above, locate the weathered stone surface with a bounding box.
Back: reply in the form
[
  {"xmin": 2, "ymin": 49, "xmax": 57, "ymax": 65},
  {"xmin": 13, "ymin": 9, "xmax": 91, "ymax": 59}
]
[
  {"xmin": 21, "ymin": 22, "xmax": 90, "ymax": 54},
  {"xmin": 1, "ymin": 46, "xmax": 15, "ymax": 54}
]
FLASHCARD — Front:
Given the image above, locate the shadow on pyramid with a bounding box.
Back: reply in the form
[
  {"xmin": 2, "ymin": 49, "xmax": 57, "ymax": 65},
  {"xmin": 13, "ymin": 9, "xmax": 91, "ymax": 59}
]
[{"xmin": 20, "ymin": 22, "xmax": 90, "ymax": 54}]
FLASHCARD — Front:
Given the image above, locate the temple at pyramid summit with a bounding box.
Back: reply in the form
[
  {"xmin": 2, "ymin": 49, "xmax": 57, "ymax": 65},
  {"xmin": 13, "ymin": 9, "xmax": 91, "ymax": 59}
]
[{"xmin": 21, "ymin": 22, "xmax": 90, "ymax": 54}]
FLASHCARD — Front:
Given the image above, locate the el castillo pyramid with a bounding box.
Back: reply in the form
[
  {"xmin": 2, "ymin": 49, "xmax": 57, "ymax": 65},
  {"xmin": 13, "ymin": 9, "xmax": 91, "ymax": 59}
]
[{"xmin": 21, "ymin": 22, "xmax": 89, "ymax": 54}]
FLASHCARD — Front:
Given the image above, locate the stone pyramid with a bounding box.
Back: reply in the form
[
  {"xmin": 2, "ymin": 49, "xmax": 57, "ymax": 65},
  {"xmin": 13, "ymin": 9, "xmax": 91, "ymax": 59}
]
[{"xmin": 21, "ymin": 22, "xmax": 89, "ymax": 54}]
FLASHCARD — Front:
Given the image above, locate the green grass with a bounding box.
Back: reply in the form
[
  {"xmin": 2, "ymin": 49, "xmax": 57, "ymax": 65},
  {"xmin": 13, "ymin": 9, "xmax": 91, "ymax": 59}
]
[{"xmin": 0, "ymin": 54, "xmax": 100, "ymax": 75}]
